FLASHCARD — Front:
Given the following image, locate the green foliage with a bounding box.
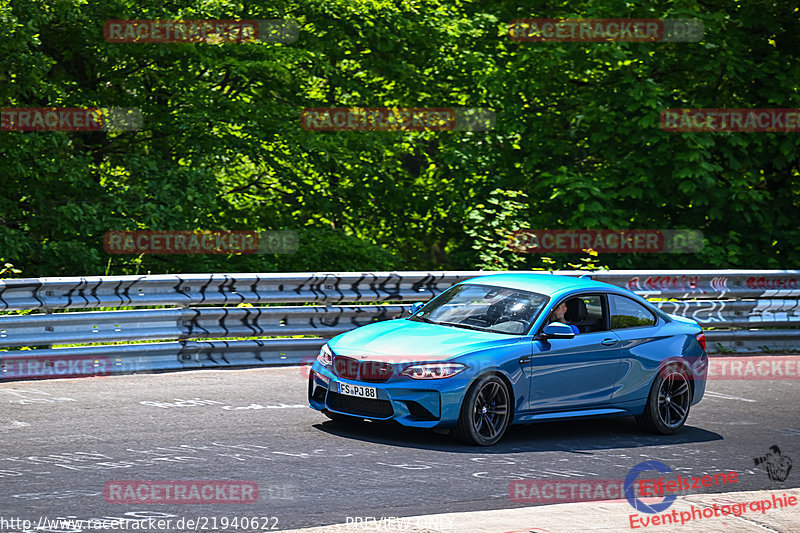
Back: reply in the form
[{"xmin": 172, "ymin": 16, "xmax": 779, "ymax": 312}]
[
  {"xmin": 464, "ymin": 188, "xmax": 530, "ymax": 270},
  {"xmin": 1, "ymin": 0, "xmax": 798, "ymax": 276},
  {"xmin": 0, "ymin": 261, "xmax": 22, "ymax": 278}
]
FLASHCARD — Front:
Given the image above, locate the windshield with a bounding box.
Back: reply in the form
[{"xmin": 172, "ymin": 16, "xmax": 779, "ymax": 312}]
[{"xmin": 412, "ymin": 283, "xmax": 548, "ymax": 335}]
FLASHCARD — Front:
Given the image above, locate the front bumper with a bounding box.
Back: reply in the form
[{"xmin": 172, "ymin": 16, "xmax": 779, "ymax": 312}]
[{"xmin": 307, "ymin": 361, "xmax": 469, "ymax": 428}]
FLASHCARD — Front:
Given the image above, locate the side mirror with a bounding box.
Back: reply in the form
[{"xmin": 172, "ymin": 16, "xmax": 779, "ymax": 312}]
[
  {"xmin": 409, "ymin": 302, "xmax": 424, "ymax": 315},
  {"xmin": 540, "ymin": 322, "xmax": 575, "ymax": 339}
]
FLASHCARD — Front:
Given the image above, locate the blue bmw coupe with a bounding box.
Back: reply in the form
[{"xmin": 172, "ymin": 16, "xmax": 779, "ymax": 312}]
[{"xmin": 308, "ymin": 273, "xmax": 708, "ymax": 445}]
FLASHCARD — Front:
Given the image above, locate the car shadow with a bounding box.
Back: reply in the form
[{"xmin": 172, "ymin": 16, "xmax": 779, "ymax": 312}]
[{"xmin": 312, "ymin": 415, "xmax": 722, "ymax": 453}]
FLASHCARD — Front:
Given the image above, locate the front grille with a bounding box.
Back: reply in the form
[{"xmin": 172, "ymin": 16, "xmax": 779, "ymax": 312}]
[
  {"xmin": 326, "ymin": 391, "xmax": 394, "ymax": 418},
  {"xmin": 333, "ymin": 356, "xmax": 394, "ymax": 383},
  {"xmin": 334, "ymin": 356, "xmax": 360, "ymax": 380},
  {"xmin": 360, "ymin": 361, "xmax": 394, "ymax": 383}
]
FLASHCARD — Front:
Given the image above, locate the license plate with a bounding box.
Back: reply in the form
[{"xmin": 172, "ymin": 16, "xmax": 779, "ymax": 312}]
[{"xmin": 337, "ymin": 382, "xmax": 378, "ymax": 399}]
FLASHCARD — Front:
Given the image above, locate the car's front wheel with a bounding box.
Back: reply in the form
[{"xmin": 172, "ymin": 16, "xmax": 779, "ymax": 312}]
[
  {"xmin": 453, "ymin": 374, "xmax": 511, "ymax": 446},
  {"xmin": 636, "ymin": 365, "xmax": 692, "ymax": 434}
]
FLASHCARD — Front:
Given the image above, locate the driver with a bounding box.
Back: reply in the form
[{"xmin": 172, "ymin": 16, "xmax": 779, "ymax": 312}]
[{"xmin": 549, "ymin": 300, "xmax": 580, "ymax": 334}]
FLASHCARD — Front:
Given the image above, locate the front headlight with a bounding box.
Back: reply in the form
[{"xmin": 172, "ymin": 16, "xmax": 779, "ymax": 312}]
[
  {"xmin": 399, "ymin": 362, "xmax": 466, "ymax": 379},
  {"xmin": 316, "ymin": 344, "xmax": 333, "ymax": 366}
]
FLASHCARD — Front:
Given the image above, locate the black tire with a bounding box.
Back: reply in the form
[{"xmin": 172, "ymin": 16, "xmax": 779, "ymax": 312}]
[
  {"xmin": 322, "ymin": 410, "xmax": 363, "ymax": 424},
  {"xmin": 453, "ymin": 374, "xmax": 512, "ymax": 446},
  {"xmin": 636, "ymin": 365, "xmax": 692, "ymax": 434}
]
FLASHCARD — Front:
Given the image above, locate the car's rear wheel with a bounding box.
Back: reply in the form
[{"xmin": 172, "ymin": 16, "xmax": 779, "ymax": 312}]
[
  {"xmin": 453, "ymin": 374, "xmax": 511, "ymax": 446},
  {"xmin": 636, "ymin": 365, "xmax": 692, "ymax": 434}
]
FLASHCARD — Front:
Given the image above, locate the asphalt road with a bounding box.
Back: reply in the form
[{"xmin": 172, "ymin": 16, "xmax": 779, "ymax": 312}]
[{"xmin": 1, "ymin": 365, "xmax": 798, "ymax": 532}]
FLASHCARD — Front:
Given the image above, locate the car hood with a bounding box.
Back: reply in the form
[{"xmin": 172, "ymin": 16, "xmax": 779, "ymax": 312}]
[{"xmin": 328, "ymin": 319, "xmax": 523, "ymax": 361}]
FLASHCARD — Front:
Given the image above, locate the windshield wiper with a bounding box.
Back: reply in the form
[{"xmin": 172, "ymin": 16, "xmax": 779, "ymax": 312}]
[
  {"xmin": 411, "ymin": 315, "xmax": 434, "ymax": 324},
  {"xmin": 437, "ymin": 321, "xmax": 491, "ymax": 332}
]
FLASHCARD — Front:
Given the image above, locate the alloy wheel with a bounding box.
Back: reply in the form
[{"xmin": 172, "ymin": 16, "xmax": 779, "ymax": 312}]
[
  {"xmin": 472, "ymin": 381, "xmax": 509, "ymax": 440},
  {"xmin": 657, "ymin": 371, "xmax": 691, "ymax": 429}
]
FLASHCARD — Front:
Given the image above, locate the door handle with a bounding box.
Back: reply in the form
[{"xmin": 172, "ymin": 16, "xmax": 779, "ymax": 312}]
[
  {"xmin": 519, "ymin": 356, "xmax": 531, "ymax": 364},
  {"xmin": 601, "ymin": 338, "xmax": 618, "ymax": 346}
]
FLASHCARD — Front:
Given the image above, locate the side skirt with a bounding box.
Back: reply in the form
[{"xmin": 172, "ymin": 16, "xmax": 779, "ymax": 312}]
[{"xmin": 516, "ymin": 407, "xmax": 630, "ymax": 423}]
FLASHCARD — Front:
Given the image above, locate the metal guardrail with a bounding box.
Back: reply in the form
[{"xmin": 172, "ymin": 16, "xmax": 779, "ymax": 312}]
[
  {"xmin": 1, "ymin": 270, "xmax": 799, "ymax": 380},
  {"xmin": 0, "ymin": 305, "xmax": 407, "ymax": 347},
  {"xmin": 0, "ymin": 273, "xmax": 465, "ymax": 310},
  {"xmin": 1, "ymin": 270, "xmax": 798, "ymax": 311}
]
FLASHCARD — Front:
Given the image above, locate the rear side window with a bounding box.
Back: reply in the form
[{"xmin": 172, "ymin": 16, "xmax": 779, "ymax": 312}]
[{"xmin": 609, "ymin": 295, "xmax": 656, "ymax": 329}]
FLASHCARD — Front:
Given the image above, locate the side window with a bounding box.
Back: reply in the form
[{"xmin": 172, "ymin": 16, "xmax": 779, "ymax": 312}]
[
  {"xmin": 609, "ymin": 295, "xmax": 656, "ymax": 329},
  {"xmin": 562, "ymin": 294, "xmax": 608, "ymax": 334}
]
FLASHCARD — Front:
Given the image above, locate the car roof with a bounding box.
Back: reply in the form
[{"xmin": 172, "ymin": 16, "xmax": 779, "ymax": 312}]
[{"xmin": 458, "ymin": 272, "xmax": 616, "ymax": 296}]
